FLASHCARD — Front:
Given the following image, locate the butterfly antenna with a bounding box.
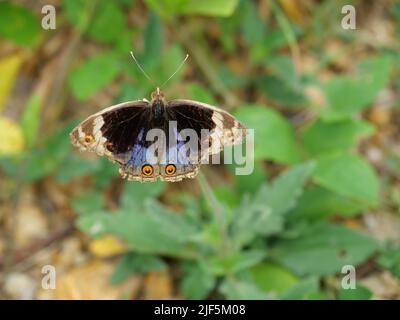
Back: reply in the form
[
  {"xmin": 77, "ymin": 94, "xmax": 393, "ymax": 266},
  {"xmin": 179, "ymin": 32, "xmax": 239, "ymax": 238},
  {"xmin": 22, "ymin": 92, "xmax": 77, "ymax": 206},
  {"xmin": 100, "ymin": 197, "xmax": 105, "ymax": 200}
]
[
  {"xmin": 129, "ymin": 51, "xmax": 155, "ymax": 86},
  {"xmin": 160, "ymin": 54, "xmax": 189, "ymax": 89}
]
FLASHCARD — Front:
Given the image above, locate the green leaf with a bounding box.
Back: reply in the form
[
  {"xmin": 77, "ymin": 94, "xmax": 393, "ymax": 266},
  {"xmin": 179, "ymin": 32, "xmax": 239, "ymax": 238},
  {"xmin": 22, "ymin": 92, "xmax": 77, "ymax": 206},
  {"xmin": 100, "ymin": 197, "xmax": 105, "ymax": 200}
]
[
  {"xmin": 181, "ymin": 0, "xmax": 239, "ymax": 17},
  {"xmin": 108, "ymin": 199, "xmax": 198, "ymax": 256},
  {"xmin": 144, "ymin": 12, "xmax": 164, "ymax": 68},
  {"xmin": 69, "ymin": 51, "xmax": 121, "ymax": 101},
  {"xmin": 264, "ymin": 161, "xmax": 315, "ymax": 216},
  {"xmin": 257, "ymin": 75, "xmax": 306, "ymax": 108},
  {"xmin": 232, "ymin": 162, "xmax": 314, "ymax": 247},
  {"xmin": 338, "ymin": 285, "xmax": 372, "ymax": 300},
  {"xmin": 240, "ymin": 0, "xmax": 267, "ymax": 63},
  {"xmin": 56, "ymin": 155, "xmax": 100, "ymax": 183},
  {"xmin": 302, "ymin": 119, "xmax": 375, "ymax": 156},
  {"xmin": 234, "ymin": 160, "xmax": 268, "ymax": 196},
  {"xmin": 72, "ymin": 191, "xmax": 104, "ymax": 215},
  {"xmin": 377, "ymin": 247, "xmax": 400, "ymax": 278},
  {"xmin": 159, "ymin": 44, "xmax": 185, "ymax": 85},
  {"xmin": 313, "ymin": 153, "xmax": 380, "ymax": 206},
  {"xmin": 24, "ymin": 123, "xmax": 75, "ymax": 182},
  {"xmin": 322, "ymin": 55, "xmax": 392, "ymax": 120},
  {"xmin": 87, "ymin": 2, "xmax": 127, "ymax": 44},
  {"xmin": 288, "ymin": 186, "xmax": 366, "ymax": 221},
  {"xmin": 93, "ymin": 157, "xmax": 119, "ymax": 188},
  {"xmin": 189, "ymin": 83, "xmax": 216, "ymax": 105},
  {"xmin": 273, "ymin": 222, "xmax": 378, "ymax": 276},
  {"xmin": 77, "ymin": 211, "xmax": 114, "ymax": 237},
  {"xmin": 63, "ymin": 0, "xmax": 95, "ymax": 31},
  {"xmin": 181, "ymin": 262, "xmax": 216, "ymax": 299},
  {"xmin": 121, "ymin": 180, "xmax": 166, "ymax": 210},
  {"xmin": 206, "ymin": 250, "xmax": 266, "ymax": 276},
  {"xmin": 261, "ymin": 55, "xmax": 306, "ymax": 108},
  {"xmin": 111, "ymin": 252, "xmax": 167, "ymax": 284},
  {"xmin": 219, "ymin": 277, "xmax": 270, "ymax": 300},
  {"xmin": 21, "ymin": 94, "xmax": 41, "ymax": 149},
  {"xmin": 234, "ymin": 105, "xmax": 300, "ymax": 163},
  {"xmin": 0, "ymin": 3, "xmax": 40, "ymax": 47},
  {"xmin": 281, "ymin": 277, "xmax": 320, "ymax": 299},
  {"xmin": 250, "ymin": 262, "xmax": 299, "ymax": 296}
]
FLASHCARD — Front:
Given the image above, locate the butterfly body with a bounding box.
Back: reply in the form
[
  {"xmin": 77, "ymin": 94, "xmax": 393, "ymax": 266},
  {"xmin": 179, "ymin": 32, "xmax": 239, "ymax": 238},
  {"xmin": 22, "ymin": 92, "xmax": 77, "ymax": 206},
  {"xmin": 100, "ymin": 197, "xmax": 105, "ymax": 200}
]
[{"xmin": 70, "ymin": 88, "xmax": 247, "ymax": 182}]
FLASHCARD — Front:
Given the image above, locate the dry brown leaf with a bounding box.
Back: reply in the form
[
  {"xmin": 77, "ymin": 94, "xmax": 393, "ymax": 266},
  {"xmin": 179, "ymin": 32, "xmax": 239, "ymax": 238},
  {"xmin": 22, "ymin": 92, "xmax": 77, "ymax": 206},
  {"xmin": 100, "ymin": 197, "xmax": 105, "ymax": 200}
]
[
  {"xmin": 361, "ymin": 271, "xmax": 400, "ymax": 299},
  {"xmin": 363, "ymin": 212, "xmax": 400, "ymax": 245}
]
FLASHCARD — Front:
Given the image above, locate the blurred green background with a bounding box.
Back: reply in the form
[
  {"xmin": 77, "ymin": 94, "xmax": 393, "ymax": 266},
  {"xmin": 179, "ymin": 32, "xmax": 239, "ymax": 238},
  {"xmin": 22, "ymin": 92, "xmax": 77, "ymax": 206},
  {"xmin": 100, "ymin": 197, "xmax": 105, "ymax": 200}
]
[{"xmin": 0, "ymin": 0, "xmax": 400, "ymax": 300}]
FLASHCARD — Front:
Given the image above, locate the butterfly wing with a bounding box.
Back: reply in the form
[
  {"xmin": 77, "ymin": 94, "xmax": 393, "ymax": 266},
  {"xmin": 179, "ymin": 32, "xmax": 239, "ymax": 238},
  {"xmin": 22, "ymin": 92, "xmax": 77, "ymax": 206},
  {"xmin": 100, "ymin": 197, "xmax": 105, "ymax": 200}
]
[
  {"xmin": 166, "ymin": 99, "xmax": 247, "ymax": 158},
  {"xmin": 70, "ymin": 100, "xmax": 151, "ymax": 165}
]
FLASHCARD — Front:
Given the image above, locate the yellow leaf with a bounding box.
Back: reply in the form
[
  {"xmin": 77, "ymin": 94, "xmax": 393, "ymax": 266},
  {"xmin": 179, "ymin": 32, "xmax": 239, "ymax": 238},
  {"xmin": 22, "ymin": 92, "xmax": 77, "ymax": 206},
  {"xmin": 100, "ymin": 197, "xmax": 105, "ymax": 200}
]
[
  {"xmin": 0, "ymin": 54, "xmax": 23, "ymax": 112},
  {"xmin": 0, "ymin": 116, "xmax": 25, "ymax": 155},
  {"xmin": 89, "ymin": 235, "xmax": 127, "ymax": 258}
]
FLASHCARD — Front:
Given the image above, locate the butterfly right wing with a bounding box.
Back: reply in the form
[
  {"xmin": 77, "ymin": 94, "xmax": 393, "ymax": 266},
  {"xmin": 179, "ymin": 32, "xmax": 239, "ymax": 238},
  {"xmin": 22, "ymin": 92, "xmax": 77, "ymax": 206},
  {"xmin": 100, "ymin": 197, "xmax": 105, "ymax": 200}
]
[{"xmin": 167, "ymin": 99, "xmax": 248, "ymax": 161}]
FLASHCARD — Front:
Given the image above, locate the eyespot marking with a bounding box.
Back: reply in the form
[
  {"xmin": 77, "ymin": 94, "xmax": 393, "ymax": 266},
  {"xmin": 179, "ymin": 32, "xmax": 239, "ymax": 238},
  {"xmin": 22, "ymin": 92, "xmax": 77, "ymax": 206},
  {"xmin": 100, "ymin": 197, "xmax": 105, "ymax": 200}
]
[
  {"xmin": 83, "ymin": 134, "xmax": 95, "ymax": 144},
  {"xmin": 165, "ymin": 164, "xmax": 176, "ymax": 176},
  {"xmin": 142, "ymin": 164, "xmax": 154, "ymax": 176}
]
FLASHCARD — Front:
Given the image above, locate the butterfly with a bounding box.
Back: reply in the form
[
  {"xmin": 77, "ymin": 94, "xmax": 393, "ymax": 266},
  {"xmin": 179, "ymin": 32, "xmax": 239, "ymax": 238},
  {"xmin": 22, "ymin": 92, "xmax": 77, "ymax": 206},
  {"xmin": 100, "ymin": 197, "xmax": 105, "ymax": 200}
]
[
  {"xmin": 70, "ymin": 87, "xmax": 247, "ymax": 182},
  {"xmin": 70, "ymin": 50, "xmax": 247, "ymax": 182}
]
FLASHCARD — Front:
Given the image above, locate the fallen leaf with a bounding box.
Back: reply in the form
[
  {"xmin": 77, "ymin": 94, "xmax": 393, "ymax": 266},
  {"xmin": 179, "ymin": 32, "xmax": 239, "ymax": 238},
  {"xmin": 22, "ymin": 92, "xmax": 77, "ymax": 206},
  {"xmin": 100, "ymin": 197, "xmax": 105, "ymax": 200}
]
[
  {"xmin": 0, "ymin": 116, "xmax": 25, "ymax": 155},
  {"xmin": 361, "ymin": 271, "xmax": 400, "ymax": 299},
  {"xmin": 89, "ymin": 235, "xmax": 127, "ymax": 258},
  {"xmin": 0, "ymin": 53, "xmax": 22, "ymax": 112}
]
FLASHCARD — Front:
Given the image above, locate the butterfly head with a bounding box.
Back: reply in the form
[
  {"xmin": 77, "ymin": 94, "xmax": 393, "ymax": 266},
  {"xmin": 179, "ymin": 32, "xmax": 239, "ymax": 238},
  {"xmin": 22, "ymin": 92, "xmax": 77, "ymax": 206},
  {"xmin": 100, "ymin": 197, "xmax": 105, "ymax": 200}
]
[{"xmin": 150, "ymin": 87, "xmax": 166, "ymax": 120}]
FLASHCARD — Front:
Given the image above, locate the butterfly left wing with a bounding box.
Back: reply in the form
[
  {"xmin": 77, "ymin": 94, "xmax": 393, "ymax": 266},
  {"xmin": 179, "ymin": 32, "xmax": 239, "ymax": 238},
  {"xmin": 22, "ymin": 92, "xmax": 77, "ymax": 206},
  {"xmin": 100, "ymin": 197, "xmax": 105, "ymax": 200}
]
[{"xmin": 70, "ymin": 100, "xmax": 150, "ymax": 165}]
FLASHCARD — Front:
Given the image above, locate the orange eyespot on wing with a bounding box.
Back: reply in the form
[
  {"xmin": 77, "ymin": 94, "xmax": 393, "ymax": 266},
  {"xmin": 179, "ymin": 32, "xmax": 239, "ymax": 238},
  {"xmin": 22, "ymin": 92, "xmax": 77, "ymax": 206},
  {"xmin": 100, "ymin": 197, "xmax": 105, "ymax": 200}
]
[
  {"xmin": 142, "ymin": 164, "xmax": 154, "ymax": 176},
  {"xmin": 83, "ymin": 134, "xmax": 95, "ymax": 144},
  {"xmin": 165, "ymin": 164, "xmax": 176, "ymax": 176}
]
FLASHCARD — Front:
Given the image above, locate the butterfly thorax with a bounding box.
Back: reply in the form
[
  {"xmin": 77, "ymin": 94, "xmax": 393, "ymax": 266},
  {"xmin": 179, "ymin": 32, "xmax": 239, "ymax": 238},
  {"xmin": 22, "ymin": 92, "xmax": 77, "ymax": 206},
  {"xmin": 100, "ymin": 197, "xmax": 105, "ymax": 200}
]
[{"xmin": 150, "ymin": 87, "xmax": 166, "ymax": 122}]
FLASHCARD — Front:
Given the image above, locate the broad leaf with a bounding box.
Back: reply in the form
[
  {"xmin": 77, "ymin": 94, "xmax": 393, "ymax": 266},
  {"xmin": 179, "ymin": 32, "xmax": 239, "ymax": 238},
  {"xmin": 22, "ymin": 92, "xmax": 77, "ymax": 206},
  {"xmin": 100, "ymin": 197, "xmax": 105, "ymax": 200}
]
[
  {"xmin": 69, "ymin": 51, "xmax": 121, "ymax": 101},
  {"xmin": 111, "ymin": 252, "xmax": 167, "ymax": 284},
  {"xmin": 181, "ymin": 261, "xmax": 216, "ymax": 299},
  {"xmin": 273, "ymin": 222, "xmax": 378, "ymax": 276},
  {"xmin": 313, "ymin": 153, "xmax": 380, "ymax": 206},
  {"xmin": 234, "ymin": 105, "xmax": 300, "ymax": 163}
]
